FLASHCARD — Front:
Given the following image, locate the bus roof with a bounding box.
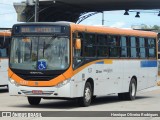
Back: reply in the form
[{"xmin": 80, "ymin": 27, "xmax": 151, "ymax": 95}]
[
  {"xmin": 70, "ymin": 23, "xmax": 157, "ymax": 38},
  {"xmin": 13, "ymin": 22, "xmax": 157, "ymax": 38},
  {"xmin": 0, "ymin": 31, "xmax": 11, "ymax": 37}
]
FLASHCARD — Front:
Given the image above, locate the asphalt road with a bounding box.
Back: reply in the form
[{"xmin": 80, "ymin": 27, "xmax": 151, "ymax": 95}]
[{"xmin": 0, "ymin": 85, "xmax": 160, "ymax": 120}]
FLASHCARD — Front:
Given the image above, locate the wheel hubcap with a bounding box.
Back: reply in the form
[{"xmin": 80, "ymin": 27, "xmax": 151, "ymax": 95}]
[{"xmin": 85, "ymin": 87, "xmax": 91, "ymax": 102}]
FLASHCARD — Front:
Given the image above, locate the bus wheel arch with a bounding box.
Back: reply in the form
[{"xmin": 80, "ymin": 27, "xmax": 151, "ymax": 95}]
[
  {"xmin": 118, "ymin": 76, "xmax": 137, "ymax": 100},
  {"xmin": 86, "ymin": 78, "xmax": 94, "ymax": 95}
]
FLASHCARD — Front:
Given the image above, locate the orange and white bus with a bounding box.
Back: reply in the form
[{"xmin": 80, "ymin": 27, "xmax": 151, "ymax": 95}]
[
  {"xmin": 9, "ymin": 22, "xmax": 158, "ymax": 106},
  {"xmin": 0, "ymin": 30, "xmax": 11, "ymax": 87}
]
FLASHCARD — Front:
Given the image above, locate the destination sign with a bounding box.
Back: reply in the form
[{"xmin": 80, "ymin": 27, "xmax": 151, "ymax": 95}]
[{"xmin": 14, "ymin": 25, "xmax": 65, "ymax": 34}]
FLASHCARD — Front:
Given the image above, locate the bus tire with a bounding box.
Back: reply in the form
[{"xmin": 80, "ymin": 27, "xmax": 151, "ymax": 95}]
[
  {"xmin": 27, "ymin": 97, "xmax": 41, "ymax": 105},
  {"xmin": 125, "ymin": 78, "xmax": 137, "ymax": 100},
  {"xmin": 78, "ymin": 82, "xmax": 92, "ymax": 107}
]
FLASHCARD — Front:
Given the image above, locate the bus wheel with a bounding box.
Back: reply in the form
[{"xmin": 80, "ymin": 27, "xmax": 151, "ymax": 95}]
[
  {"xmin": 126, "ymin": 78, "xmax": 137, "ymax": 100},
  {"xmin": 27, "ymin": 97, "xmax": 41, "ymax": 105},
  {"xmin": 78, "ymin": 82, "xmax": 92, "ymax": 107}
]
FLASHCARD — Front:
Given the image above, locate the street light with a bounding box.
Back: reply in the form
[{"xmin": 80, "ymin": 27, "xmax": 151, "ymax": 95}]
[
  {"xmin": 158, "ymin": 11, "xmax": 160, "ymax": 16},
  {"xmin": 124, "ymin": 9, "xmax": 129, "ymax": 15},
  {"xmin": 135, "ymin": 12, "xmax": 140, "ymax": 18}
]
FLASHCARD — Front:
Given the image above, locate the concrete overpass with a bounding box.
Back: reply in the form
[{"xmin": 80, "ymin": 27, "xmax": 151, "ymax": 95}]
[{"xmin": 14, "ymin": 0, "xmax": 160, "ymax": 22}]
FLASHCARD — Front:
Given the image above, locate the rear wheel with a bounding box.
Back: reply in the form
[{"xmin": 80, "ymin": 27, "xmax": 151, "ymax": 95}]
[
  {"xmin": 78, "ymin": 82, "xmax": 92, "ymax": 107},
  {"xmin": 126, "ymin": 78, "xmax": 137, "ymax": 100},
  {"xmin": 118, "ymin": 78, "xmax": 137, "ymax": 100},
  {"xmin": 28, "ymin": 97, "xmax": 41, "ymax": 105}
]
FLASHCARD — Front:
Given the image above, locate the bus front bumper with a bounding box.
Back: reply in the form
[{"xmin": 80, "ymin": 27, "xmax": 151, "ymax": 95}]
[{"xmin": 8, "ymin": 81, "xmax": 72, "ymax": 98}]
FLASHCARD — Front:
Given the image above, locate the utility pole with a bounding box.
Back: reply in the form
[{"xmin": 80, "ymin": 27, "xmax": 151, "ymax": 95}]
[
  {"xmin": 102, "ymin": 11, "xmax": 104, "ymax": 25},
  {"xmin": 35, "ymin": 0, "xmax": 39, "ymax": 22}
]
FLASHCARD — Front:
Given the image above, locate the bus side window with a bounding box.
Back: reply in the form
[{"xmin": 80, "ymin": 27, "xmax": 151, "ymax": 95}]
[
  {"xmin": 0, "ymin": 48, "xmax": 7, "ymax": 58},
  {"xmin": 73, "ymin": 32, "xmax": 84, "ymax": 68},
  {"xmin": 108, "ymin": 35, "xmax": 119, "ymax": 57},
  {"xmin": 0, "ymin": 37, "xmax": 3, "ymax": 48},
  {"xmin": 97, "ymin": 35, "xmax": 108, "ymax": 57},
  {"xmin": 147, "ymin": 38, "xmax": 156, "ymax": 58},
  {"xmin": 120, "ymin": 36, "xmax": 127, "ymax": 57},
  {"xmin": 84, "ymin": 33, "xmax": 96, "ymax": 57},
  {"xmin": 0, "ymin": 36, "xmax": 10, "ymax": 58},
  {"xmin": 139, "ymin": 37, "xmax": 146, "ymax": 58},
  {"xmin": 130, "ymin": 37, "xmax": 138, "ymax": 58}
]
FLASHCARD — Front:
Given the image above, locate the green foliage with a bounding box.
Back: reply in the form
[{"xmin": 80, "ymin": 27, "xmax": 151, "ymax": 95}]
[
  {"xmin": 132, "ymin": 24, "xmax": 160, "ymax": 30},
  {"xmin": 152, "ymin": 25, "xmax": 160, "ymax": 30}
]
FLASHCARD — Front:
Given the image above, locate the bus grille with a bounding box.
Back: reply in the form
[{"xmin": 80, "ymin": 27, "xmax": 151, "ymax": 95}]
[{"xmin": 18, "ymin": 74, "xmax": 59, "ymax": 81}]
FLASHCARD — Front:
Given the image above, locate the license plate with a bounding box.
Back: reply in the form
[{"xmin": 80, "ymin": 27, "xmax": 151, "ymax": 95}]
[{"xmin": 32, "ymin": 90, "xmax": 43, "ymax": 94}]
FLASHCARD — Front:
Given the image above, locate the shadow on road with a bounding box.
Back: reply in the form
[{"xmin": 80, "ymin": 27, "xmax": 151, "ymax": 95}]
[
  {"xmin": 91, "ymin": 95, "xmax": 152, "ymax": 106},
  {"xmin": 10, "ymin": 95, "xmax": 152, "ymax": 109},
  {"xmin": 11, "ymin": 100, "xmax": 79, "ymax": 109}
]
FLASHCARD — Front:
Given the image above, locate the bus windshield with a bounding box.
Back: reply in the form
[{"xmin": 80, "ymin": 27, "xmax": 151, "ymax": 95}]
[{"xmin": 10, "ymin": 36, "xmax": 70, "ymax": 70}]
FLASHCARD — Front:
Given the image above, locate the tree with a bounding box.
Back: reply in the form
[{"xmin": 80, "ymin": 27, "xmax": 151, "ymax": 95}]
[
  {"xmin": 152, "ymin": 25, "xmax": 160, "ymax": 30},
  {"xmin": 131, "ymin": 24, "xmax": 160, "ymax": 30}
]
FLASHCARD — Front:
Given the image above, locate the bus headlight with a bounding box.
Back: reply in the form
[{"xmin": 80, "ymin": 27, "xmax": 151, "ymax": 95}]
[
  {"xmin": 10, "ymin": 79, "xmax": 15, "ymax": 84},
  {"xmin": 56, "ymin": 78, "xmax": 71, "ymax": 88},
  {"xmin": 9, "ymin": 78, "xmax": 20, "ymax": 87}
]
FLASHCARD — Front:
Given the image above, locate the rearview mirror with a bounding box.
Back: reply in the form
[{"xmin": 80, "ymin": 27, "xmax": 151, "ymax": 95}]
[{"xmin": 75, "ymin": 38, "xmax": 81, "ymax": 50}]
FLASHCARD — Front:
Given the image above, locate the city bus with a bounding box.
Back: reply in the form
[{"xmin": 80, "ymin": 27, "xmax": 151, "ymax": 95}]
[
  {"xmin": 9, "ymin": 22, "xmax": 158, "ymax": 106},
  {"xmin": 0, "ymin": 30, "xmax": 11, "ymax": 87}
]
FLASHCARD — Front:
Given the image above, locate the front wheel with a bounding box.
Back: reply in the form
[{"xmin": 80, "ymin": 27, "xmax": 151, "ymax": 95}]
[
  {"xmin": 78, "ymin": 82, "xmax": 92, "ymax": 107},
  {"xmin": 27, "ymin": 97, "xmax": 41, "ymax": 105}
]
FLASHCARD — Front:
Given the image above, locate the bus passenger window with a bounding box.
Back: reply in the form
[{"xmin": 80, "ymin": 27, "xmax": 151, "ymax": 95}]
[
  {"xmin": 139, "ymin": 38, "xmax": 146, "ymax": 58},
  {"xmin": 130, "ymin": 37, "xmax": 138, "ymax": 58},
  {"xmin": 84, "ymin": 34, "xmax": 96, "ymax": 57},
  {"xmin": 158, "ymin": 40, "xmax": 160, "ymax": 52},
  {"xmin": 97, "ymin": 35, "xmax": 108, "ymax": 57},
  {"xmin": 0, "ymin": 37, "xmax": 4, "ymax": 48},
  {"xmin": 148, "ymin": 38, "xmax": 156, "ymax": 58},
  {"xmin": 108, "ymin": 36, "xmax": 119, "ymax": 57},
  {"xmin": 97, "ymin": 46, "xmax": 108, "ymax": 57},
  {"xmin": 0, "ymin": 48, "xmax": 7, "ymax": 57},
  {"xmin": 97, "ymin": 35, "xmax": 107, "ymax": 45},
  {"xmin": 120, "ymin": 36, "xmax": 127, "ymax": 57}
]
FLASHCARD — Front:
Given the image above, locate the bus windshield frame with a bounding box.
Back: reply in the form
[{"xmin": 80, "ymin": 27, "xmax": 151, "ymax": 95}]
[{"xmin": 10, "ymin": 35, "xmax": 70, "ymax": 71}]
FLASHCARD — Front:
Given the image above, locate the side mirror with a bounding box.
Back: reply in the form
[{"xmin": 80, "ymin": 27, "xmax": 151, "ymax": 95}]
[
  {"xmin": 22, "ymin": 37, "xmax": 31, "ymax": 43},
  {"xmin": 75, "ymin": 38, "xmax": 81, "ymax": 50}
]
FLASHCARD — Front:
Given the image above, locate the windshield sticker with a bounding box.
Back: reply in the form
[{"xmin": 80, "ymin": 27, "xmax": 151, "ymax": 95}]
[{"xmin": 38, "ymin": 61, "xmax": 47, "ymax": 70}]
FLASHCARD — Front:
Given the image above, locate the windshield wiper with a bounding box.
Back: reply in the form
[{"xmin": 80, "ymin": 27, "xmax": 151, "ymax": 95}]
[{"xmin": 47, "ymin": 35, "xmax": 58, "ymax": 46}]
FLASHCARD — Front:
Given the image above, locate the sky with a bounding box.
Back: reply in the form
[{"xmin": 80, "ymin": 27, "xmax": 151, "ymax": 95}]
[
  {"xmin": 0, "ymin": 0, "xmax": 160, "ymax": 28},
  {"xmin": 0, "ymin": 0, "xmax": 20, "ymax": 28}
]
